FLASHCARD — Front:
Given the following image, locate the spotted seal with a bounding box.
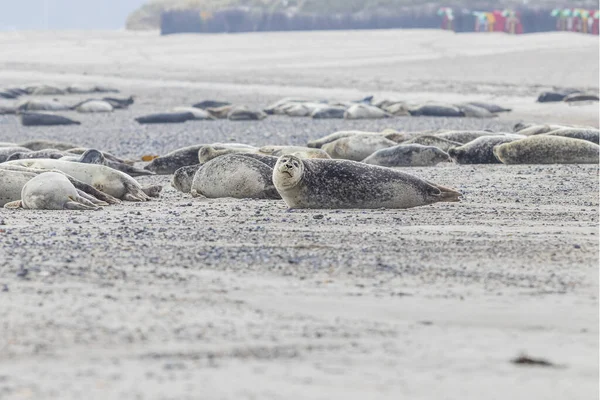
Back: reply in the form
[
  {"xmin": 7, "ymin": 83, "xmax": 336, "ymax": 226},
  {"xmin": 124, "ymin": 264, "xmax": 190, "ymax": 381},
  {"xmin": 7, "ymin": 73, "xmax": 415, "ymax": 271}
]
[
  {"xmin": 322, "ymin": 135, "xmax": 397, "ymax": 161},
  {"xmin": 362, "ymin": 144, "xmax": 451, "ymax": 167},
  {"xmin": 493, "ymin": 136, "xmax": 599, "ymax": 164},
  {"xmin": 272, "ymin": 156, "xmax": 461, "ymax": 209},
  {"xmin": 447, "ymin": 135, "xmax": 525, "ymax": 164}
]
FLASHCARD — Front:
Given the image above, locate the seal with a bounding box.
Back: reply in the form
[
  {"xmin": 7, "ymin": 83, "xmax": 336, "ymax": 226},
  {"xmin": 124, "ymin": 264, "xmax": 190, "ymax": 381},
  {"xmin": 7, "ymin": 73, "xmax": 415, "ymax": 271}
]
[
  {"xmin": 362, "ymin": 144, "xmax": 451, "ymax": 167},
  {"xmin": 344, "ymin": 104, "xmax": 390, "ymax": 119},
  {"xmin": 192, "ymin": 100, "xmax": 231, "ymax": 110},
  {"xmin": 409, "ymin": 104, "xmax": 464, "ymax": 117},
  {"xmin": 0, "ymin": 165, "xmax": 119, "ymax": 206},
  {"xmin": 382, "ymin": 102, "xmax": 411, "ymax": 116},
  {"xmin": 402, "ymin": 135, "xmax": 462, "ymax": 152},
  {"xmin": 448, "ymin": 135, "xmax": 525, "ymax": 164},
  {"xmin": 191, "ymin": 154, "xmax": 280, "ymax": 199},
  {"xmin": 563, "ymin": 93, "xmax": 599, "ymax": 102},
  {"xmin": 434, "ymin": 131, "xmax": 505, "ymax": 144},
  {"xmin": 541, "ymin": 128, "xmax": 599, "ymax": 144},
  {"xmin": 272, "ymin": 156, "xmax": 461, "ymax": 209},
  {"xmin": 514, "ymin": 124, "xmax": 569, "ymax": 136},
  {"xmin": 227, "ymin": 107, "xmax": 267, "ymax": 121},
  {"xmin": 198, "ymin": 144, "xmax": 257, "ymax": 164},
  {"xmin": 20, "ymin": 140, "xmax": 79, "ymax": 151},
  {"xmin": 20, "ymin": 112, "xmax": 81, "ymax": 126},
  {"xmin": 6, "ymin": 149, "xmax": 66, "ymax": 162},
  {"xmin": 537, "ymin": 89, "xmax": 580, "ymax": 103},
  {"xmin": 466, "ymin": 101, "xmax": 511, "ymax": 113},
  {"xmin": 258, "ymin": 145, "xmax": 330, "ymax": 159},
  {"xmin": 311, "ymin": 106, "xmax": 346, "ymax": 119},
  {"xmin": 17, "ymin": 99, "xmax": 71, "ymax": 111},
  {"xmin": 4, "ymin": 172, "xmax": 101, "ymax": 210},
  {"xmin": 322, "ymin": 135, "xmax": 397, "ymax": 161},
  {"xmin": 307, "ymin": 130, "xmax": 407, "ymax": 149},
  {"xmin": 29, "ymin": 85, "xmax": 66, "ymax": 96},
  {"xmin": 60, "ymin": 149, "xmax": 155, "ymax": 177},
  {"xmin": 4, "ymin": 159, "xmax": 155, "ymax": 201},
  {"xmin": 0, "ymin": 147, "xmax": 32, "ymax": 163},
  {"xmin": 172, "ymin": 164, "xmax": 203, "ymax": 193},
  {"xmin": 456, "ymin": 104, "xmax": 496, "ymax": 119},
  {"xmin": 135, "ymin": 112, "xmax": 195, "ymax": 124},
  {"xmin": 172, "ymin": 107, "xmax": 215, "ymax": 120},
  {"xmin": 75, "ymin": 100, "xmax": 114, "ymax": 113},
  {"xmin": 144, "ymin": 145, "xmax": 205, "ymax": 174},
  {"xmin": 493, "ymin": 136, "xmax": 600, "ymax": 165},
  {"xmin": 102, "ymin": 96, "xmax": 134, "ymax": 109}
]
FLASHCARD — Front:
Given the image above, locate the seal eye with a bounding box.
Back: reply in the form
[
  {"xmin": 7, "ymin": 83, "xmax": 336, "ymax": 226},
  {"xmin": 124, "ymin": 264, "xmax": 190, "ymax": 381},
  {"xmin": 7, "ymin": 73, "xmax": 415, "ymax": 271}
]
[{"xmin": 293, "ymin": 161, "xmax": 299, "ymax": 167}]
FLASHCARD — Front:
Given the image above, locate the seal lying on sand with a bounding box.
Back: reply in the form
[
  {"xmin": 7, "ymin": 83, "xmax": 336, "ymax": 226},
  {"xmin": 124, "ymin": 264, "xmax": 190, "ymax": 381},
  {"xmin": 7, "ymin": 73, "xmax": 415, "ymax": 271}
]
[
  {"xmin": 75, "ymin": 100, "xmax": 114, "ymax": 113},
  {"xmin": 258, "ymin": 146, "xmax": 330, "ymax": 159},
  {"xmin": 4, "ymin": 159, "xmax": 157, "ymax": 201},
  {"xmin": 227, "ymin": 107, "xmax": 267, "ymax": 121},
  {"xmin": 144, "ymin": 145, "xmax": 206, "ymax": 174},
  {"xmin": 19, "ymin": 140, "xmax": 80, "ymax": 151},
  {"xmin": 493, "ymin": 136, "xmax": 600, "ymax": 165},
  {"xmin": 401, "ymin": 135, "xmax": 462, "ymax": 153},
  {"xmin": 4, "ymin": 172, "xmax": 101, "ymax": 210},
  {"xmin": 135, "ymin": 112, "xmax": 195, "ymax": 124},
  {"xmin": 61, "ymin": 149, "xmax": 155, "ymax": 177},
  {"xmin": 20, "ymin": 112, "xmax": 81, "ymax": 126},
  {"xmin": 541, "ymin": 128, "xmax": 600, "ymax": 144},
  {"xmin": 0, "ymin": 165, "xmax": 119, "ymax": 206},
  {"xmin": 448, "ymin": 135, "xmax": 524, "ymax": 164},
  {"xmin": 344, "ymin": 104, "xmax": 390, "ymax": 119},
  {"xmin": 322, "ymin": 135, "xmax": 397, "ymax": 161},
  {"xmin": 172, "ymin": 164, "xmax": 203, "ymax": 193},
  {"xmin": 191, "ymin": 154, "xmax": 280, "ymax": 199},
  {"xmin": 362, "ymin": 144, "xmax": 450, "ymax": 167},
  {"xmin": 307, "ymin": 130, "xmax": 406, "ymax": 149},
  {"xmin": 272, "ymin": 156, "xmax": 461, "ymax": 209},
  {"xmin": 0, "ymin": 147, "xmax": 32, "ymax": 163},
  {"xmin": 409, "ymin": 104, "xmax": 464, "ymax": 117}
]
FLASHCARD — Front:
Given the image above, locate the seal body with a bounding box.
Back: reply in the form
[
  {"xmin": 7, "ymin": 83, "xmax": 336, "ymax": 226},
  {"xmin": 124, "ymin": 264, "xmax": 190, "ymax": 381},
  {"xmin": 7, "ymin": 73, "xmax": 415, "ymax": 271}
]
[
  {"xmin": 542, "ymin": 128, "xmax": 599, "ymax": 144},
  {"xmin": 17, "ymin": 99, "xmax": 71, "ymax": 111},
  {"xmin": 76, "ymin": 100, "xmax": 114, "ymax": 113},
  {"xmin": 409, "ymin": 104, "xmax": 464, "ymax": 117},
  {"xmin": 0, "ymin": 169, "xmax": 37, "ymax": 206},
  {"xmin": 0, "ymin": 147, "xmax": 32, "ymax": 163},
  {"xmin": 311, "ymin": 107, "xmax": 345, "ymax": 119},
  {"xmin": 322, "ymin": 135, "xmax": 397, "ymax": 161},
  {"xmin": 135, "ymin": 112, "xmax": 194, "ymax": 124},
  {"xmin": 493, "ymin": 136, "xmax": 600, "ymax": 165},
  {"xmin": 307, "ymin": 130, "xmax": 406, "ymax": 149},
  {"xmin": 402, "ymin": 135, "xmax": 462, "ymax": 152},
  {"xmin": 227, "ymin": 107, "xmax": 267, "ymax": 121},
  {"xmin": 19, "ymin": 140, "xmax": 79, "ymax": 151},
  {"xmin": 8, "ymin": 172, "xmax": 99, "ymax": 210},
  {"xmin": 344, "ymin": 104, "xmax": 389, "ymax": 119},
  {"xmin": 363, "ymin": 144, "xmax": 450, "ymax": 167},
  {"xmin": 144, "ymin": 145, "xmax": 205, "ymax": 174},
  {"xmin": 258, "ymin": 146, "xmax": 330, "ymax": 159},
  {"xmin": 434, "ymin": 131, "xmax": 505, "ymax": 144},
  {"xmin": 272, "ymin": 156, "xmax": 460, "ymax": 209},
  {"xmin": 20, "ymin": 112, "xmax": 80, "ymax": 126},
  {"xmin": 172, "ymin": 164, "xmax": 202, "ymax": 193},
  {"xmin": 172, "ymin": 107, "xmax": 214, "ymax": 120},
  {"xmin": 448, "ymin": 135, "xmax": 524, "ymax": 164},
  {"xmin": 191, "ymin": 154, "xmax": 279, "ymax": 199}
]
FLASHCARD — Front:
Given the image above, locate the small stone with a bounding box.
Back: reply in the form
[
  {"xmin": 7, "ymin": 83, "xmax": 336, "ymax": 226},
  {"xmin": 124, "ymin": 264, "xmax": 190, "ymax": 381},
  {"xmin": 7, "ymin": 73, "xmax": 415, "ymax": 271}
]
[{"xmin": 313, "ymin": 214, "xmax": 324, "ymax": 220}]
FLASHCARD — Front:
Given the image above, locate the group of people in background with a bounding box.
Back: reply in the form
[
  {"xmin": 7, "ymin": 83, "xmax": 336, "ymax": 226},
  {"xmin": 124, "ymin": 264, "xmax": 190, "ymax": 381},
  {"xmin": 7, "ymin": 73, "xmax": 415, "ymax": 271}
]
[{"xmin": 438, "ymin": 7, "xmax": 600, "ymax": 35}]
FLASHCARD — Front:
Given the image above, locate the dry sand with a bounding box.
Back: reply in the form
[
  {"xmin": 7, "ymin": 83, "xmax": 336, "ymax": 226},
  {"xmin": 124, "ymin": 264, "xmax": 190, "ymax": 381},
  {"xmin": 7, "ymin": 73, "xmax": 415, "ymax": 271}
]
[{"xmin": 0, "ymin": 29, "xmax": 598, "ymax": 399}]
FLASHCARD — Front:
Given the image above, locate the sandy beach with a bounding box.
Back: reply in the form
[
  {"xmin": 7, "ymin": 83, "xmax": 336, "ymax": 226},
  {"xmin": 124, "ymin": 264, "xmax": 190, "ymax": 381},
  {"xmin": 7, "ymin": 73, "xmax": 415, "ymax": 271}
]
[{"xmin": 0, "ymin": 29, "xmax": 598, "ymax": 399}]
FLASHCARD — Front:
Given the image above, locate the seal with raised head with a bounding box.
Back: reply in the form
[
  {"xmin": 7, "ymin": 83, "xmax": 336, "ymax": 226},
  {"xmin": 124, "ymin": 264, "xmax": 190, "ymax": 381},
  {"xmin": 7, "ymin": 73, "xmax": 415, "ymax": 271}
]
[
  {"xmin": 447, "ymin": 135, "xmax": 525, "ymax": 164},
  {"xmin": 4, "ymin": 172, "xmax": 101, "ymax": 210},
  {"xmin": 4, "ymin": 159, "xmax": 156, "ymax": 201},
  {"xmin": 191, "ymin": 154, "xmax": 280, "ymax": 199},
  {"xmin": 272, "ymin": 156, "xmax": 461, "ymax": 209},
  {"xmin": 362, "ymin": 144, "xmax": 451, "ymax": 167},
  {"xmin": 172, "ymin": 164, "xmax": 203, "ymax": 193},
  {"xmin": 493, "ymin": 136, "xmax": 600, "ymax": 165},
  {"xmin": 322, "ymin": 135, "xmax": 397, "ymax": 161}
]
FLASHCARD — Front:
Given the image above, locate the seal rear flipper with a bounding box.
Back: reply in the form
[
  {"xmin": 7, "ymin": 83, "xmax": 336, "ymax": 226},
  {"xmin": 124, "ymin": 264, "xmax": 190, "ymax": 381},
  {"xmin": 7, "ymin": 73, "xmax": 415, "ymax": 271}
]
[
  {"xmin": 4, "ymin": 200, "xmax": 22, "ymax": 209},
  {"xmin": 76, "ymin": 190, "xmax": 108, "ymax": 206},
  {"xmin": 433, "ymin": 184, "xmax": 461, "ymax": 202},
  {"xmin": 67, "ymin": 177, "xmax": 121, "ymax": 204},
  {"xmin": 123, "ymin": 181, "xmax": 151, "ymax": 201},
  {"xmin": 63, "ymin": 200, "xmax": 100, "ymax": 211}
]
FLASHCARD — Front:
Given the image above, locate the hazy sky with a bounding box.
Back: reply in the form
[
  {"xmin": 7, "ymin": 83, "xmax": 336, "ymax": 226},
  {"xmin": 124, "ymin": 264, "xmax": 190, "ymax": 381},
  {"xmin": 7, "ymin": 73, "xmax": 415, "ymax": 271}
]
[{"xmin": 0, "ymin": 0, "xmax": 148, "ymax": 30}]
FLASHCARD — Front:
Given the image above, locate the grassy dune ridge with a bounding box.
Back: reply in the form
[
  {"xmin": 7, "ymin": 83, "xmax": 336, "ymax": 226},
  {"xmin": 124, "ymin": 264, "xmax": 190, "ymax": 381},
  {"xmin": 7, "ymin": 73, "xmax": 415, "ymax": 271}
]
[{"xmin": 126, "ymin": 0, "xmax": 597, "ymax": 30}]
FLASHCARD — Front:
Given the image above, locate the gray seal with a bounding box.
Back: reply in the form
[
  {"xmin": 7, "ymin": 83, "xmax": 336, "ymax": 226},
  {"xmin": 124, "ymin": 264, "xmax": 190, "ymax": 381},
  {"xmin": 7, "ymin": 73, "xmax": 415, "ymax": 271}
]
[
  {"xmin": 541, "ymin": 128, "xmax": 599, "ymax": 144},
  {"xmin": 322, "ymin": 135, "xmax": 397, "ymax": 161},
  {"xmin": 19, "ymin": 140, "xmax": 80, "ymax": 151},
  {"xmin": 4, "ymin": 172, "xmax": 101, "ymax": 210},
  {"xmin": 493, "ymin": 136, "xmax": 599, "ymax": 165},
  {"xmin": 272, "ymin": 156, "xmax": 461, "ymax": 209},
  {"xmin": 144, "ymin": 145, "xmax": 205, "ymax": 174},
  {"xmin": 434, "ymin": 131, "xmax": 506, "ymax": 144},
  {"xmin": 0, "ymin": 147, "xmax": 32, "ymax": 163},
  {"xmin": 191, "ymin": 154, "xmax": 279, "ymax": 199},
  {"xmin": 409, "ymin": 104, "xmax": 464, "ymax": 117},
  {"xmin": 135, "ymin": 112, "xmax": 195, "ymax": 124},
  {"xmin": 20, "ymin": 112, "xmax": 81, "ymax": 126},
  {"xmin": 447, "ymin": 135, "xmax": 524, "ymax": 164},
  {"xmin": 362, "ymin": 144, "xmax": 451, "ymax": 167},
  {"xmin": 311, "ymin": 107, "xmax": 346, "ymax": 119}
]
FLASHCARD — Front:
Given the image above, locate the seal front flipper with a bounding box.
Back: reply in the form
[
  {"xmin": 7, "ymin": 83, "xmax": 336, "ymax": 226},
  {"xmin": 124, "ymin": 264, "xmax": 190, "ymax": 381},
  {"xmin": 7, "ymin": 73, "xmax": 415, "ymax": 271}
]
[{"xmin": 4, "ymin": 200, "xmax": 22, "ymax": 209}]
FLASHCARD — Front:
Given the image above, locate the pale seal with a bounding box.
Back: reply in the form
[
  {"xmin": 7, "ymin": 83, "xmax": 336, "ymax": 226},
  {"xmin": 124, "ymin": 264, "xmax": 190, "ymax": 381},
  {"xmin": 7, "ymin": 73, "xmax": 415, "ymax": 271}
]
[
  {"xmin": 311, "ymin": 106, "xmax": 346, "ymax": 119},
  {"xmin": 4, "ymin": 159, "xmax": 156, "ymax": 201},
  {"xmin": 17, "ymin": 99, "xmax": 71, "ymax": 112},
  {"xmin": 172, "ymin": 107, "xmax": 215, "ymax": 120},
  {"xmin": 258, "ymin": 146, "xmax": 330, "ymax": 159},
  {"xmin": 191, "ymin": 154, "xmax": 279, "ymax": 199},
  {"xmin": 362, "ymin": 144, "xmax": 451, "ymax": 167},
  {"xmin": 344, "ymin": 104, "xmax": 390, "ymax": 119},
  {"xmin": 322, "ymin": 135, "xmax": 397, "ymax": 161},
  {"xmin": 20, "ymin": 140, "xmax": 80, "ymax": 151},
  {"xmin": 307, "ymin": 130, "xmax": 406, "ymax": 149},
  {"xmin": 75, "ymin": 100, "xmax": 114, "ymax": 113},
  {"xmin": 272, "ymin": 156, "xmax": 461, "ymax": 209},
  {"xmin": 4, "ymin": 172, "xmax": 101, "ymax": 210},
  {"xmin": 20, "ymin": 112, "xmax": 81, "ymax": 126},
  {"xmin": 493, "ymin": 136, "xmax": 599, "ymax": 165},
  {"xmin": 434, "ymin": 131, "xmax": 506, "ymax": 144},
  {"xmin": 448, "ymin": 135, "xmax": 525, "ymax": 164},
  {"xmin": 227, "ymin": 107, "xmax": 267, "ymax": 121},
  {"xmin": 409, "ymin": 104, "xmax": 464, "ymax": 117},
  {"xmin": 0, "ymin": 147, "xmax": 32, "ymax": 163}
]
